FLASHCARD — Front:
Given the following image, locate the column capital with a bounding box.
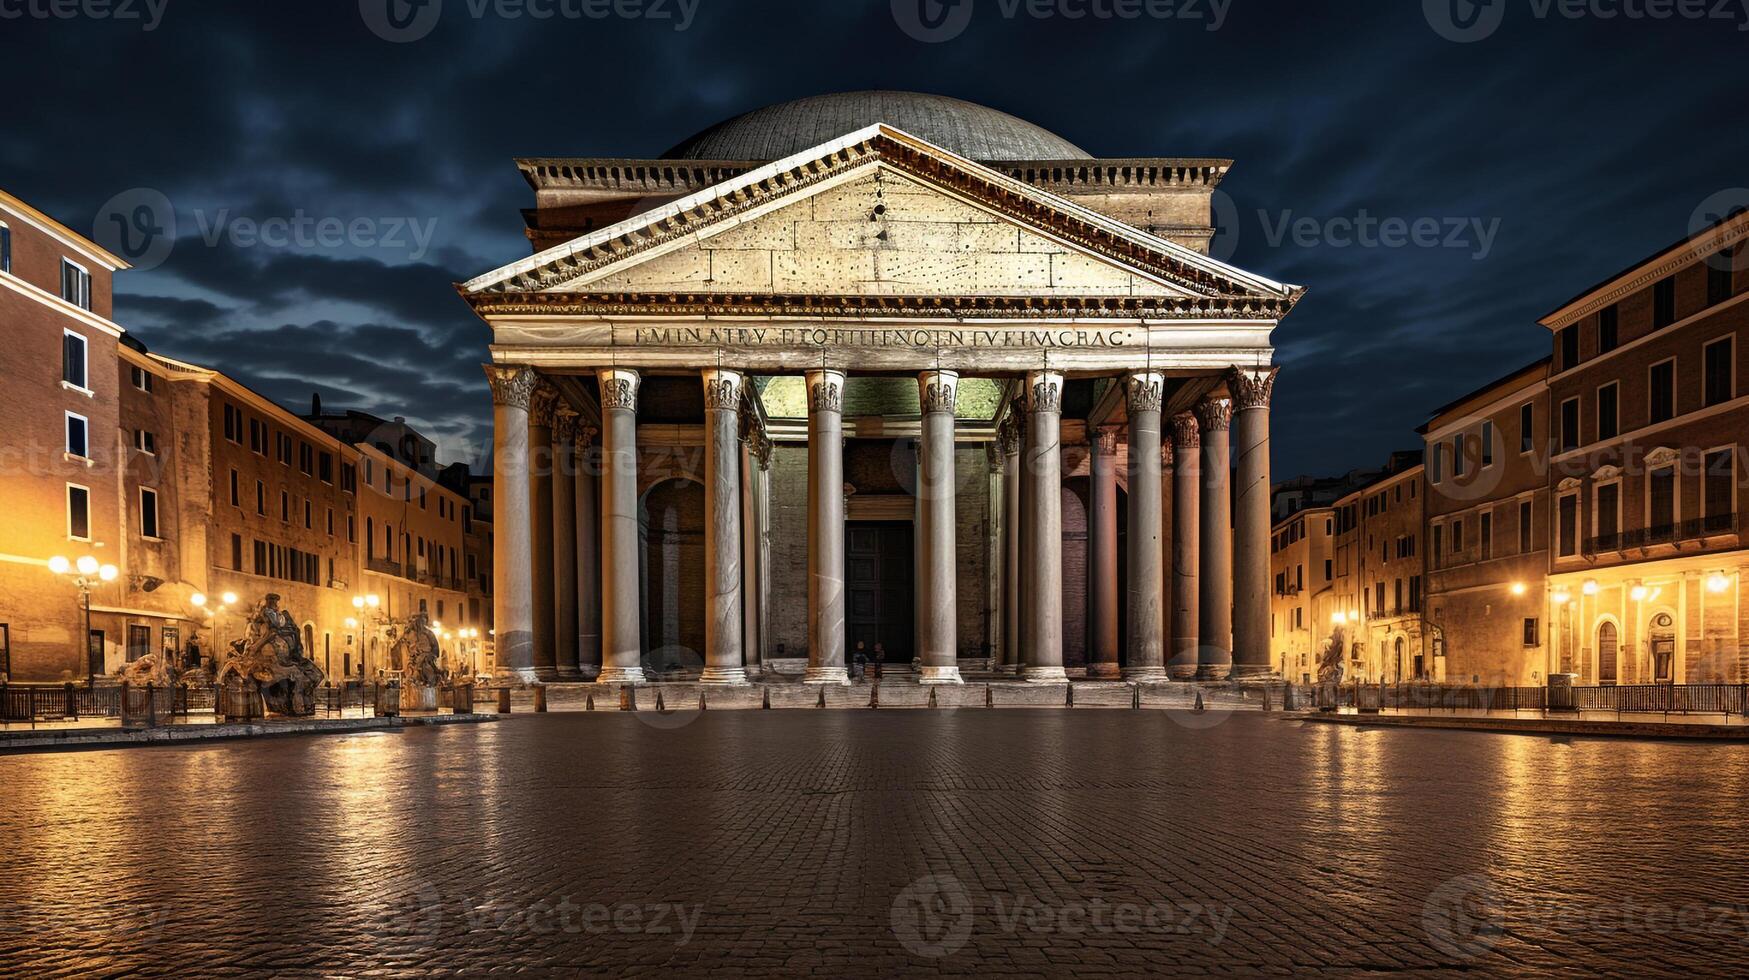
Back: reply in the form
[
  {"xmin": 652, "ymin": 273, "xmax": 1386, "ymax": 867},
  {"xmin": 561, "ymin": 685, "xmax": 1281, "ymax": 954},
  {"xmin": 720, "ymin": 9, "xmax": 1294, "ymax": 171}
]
[
  {"xmin": 751, "ymin": 431, "xmax": 774, "ymax": 471},
  {"xmin": 1195, "ymin": 396, "xmax": 1232, "ymax": 433},
  {"xmin": 1226, "ymin": 365, "xmax": 1280, "ymax": 411},
  {"xmin": 1025, "ymin": 370, "xmax": 1065, "ymax": 413},
  {"xmin": 703, "ymin": 368, "xmax": 746, "ymax": 411},
  {"xmin": 597, "ymin": 367, "xmax": 640, "ymax": 412},
  {"xmin": 1124, "ymin": 371, "xmax": 1166, "ymax": 414},
  {"xmin": 552, "ymin": 406, "xmax": 585, "ymax": 443},
  {"xmin": 919, "ymin": 370, "xmax": 959, "ymax": 416},
  {"xmin": 1170, "ymin": 411, "xmax": 1201, "ymax": 450},
  {"xmin": 483, "ymin": 364, "xmax": 538, "ymax": 410},
  {"xmin": 806, "ymin": 369, "xmax": 845, "ymax": 415},
  {"xmin": 1094, "ymin": 425, "xmax": 1122, "ymax": 455},
  {"xmin": 1162, "ymin": 441, "xmax": 1175, "ymax": 470},
  {"xmin": 529, "ymin": 382, "xmax": 561, "ymax": 428},
  {"xmin": 997, "ymin": 414, "xmax": 1024, "ymax": 457}
]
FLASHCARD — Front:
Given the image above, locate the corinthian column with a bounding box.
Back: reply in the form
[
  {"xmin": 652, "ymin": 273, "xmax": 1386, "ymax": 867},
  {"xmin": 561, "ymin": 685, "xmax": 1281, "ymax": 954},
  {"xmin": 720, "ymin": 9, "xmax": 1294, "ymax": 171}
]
[
  {"xmin": 552, "ymin": 409, "xmax": 581, "ymax": 679},
  {"xmin": 1023, "ymin": 370, "xmax": 1067, "ymax": 683},
  {"xmin": 484, "ymin": 365, "xmax": 538, "ymax": 684},
  {"xmin": 597, "ymin": 367, "xmax": 645, "ymax": 684},
  {"xmin": 1088, "ymin": 426, "xmax": 1121, "ymax": 679},
  {"xmin": 998, "ymin": 415, "xmax": 1023, "ymax": 674},
  {"xmin": 1124, "ymin": 373, "xmax": 1167, "ymax": 681},
  {"xmin": 1168, "ymin": 412, "xmax": 1201, "ymax": 681},
  {"xmin": 918, "ymin": 370, "xmax": 963, "ymax": 685},
  {"xmin": 575, "ymin": 423, "xmax": 602, "ymax": 680},
  {"xmin": 1229, "ymin": 366, "xmax": 1279, "ymax": 681},
  {"xmin": 1196, "ymin": 395, "xmax": 1233, "ymax": 680},
  {"xmin": 528, "ymin": 382, "xmax": 559, "ymax": 682},
  {"xmin": 804, "ymin": 369, "xmax": 849, "ymax": 685},
  {"xmin": 701, "ymin": 369, "xmax": 747, "ymax": 685}
]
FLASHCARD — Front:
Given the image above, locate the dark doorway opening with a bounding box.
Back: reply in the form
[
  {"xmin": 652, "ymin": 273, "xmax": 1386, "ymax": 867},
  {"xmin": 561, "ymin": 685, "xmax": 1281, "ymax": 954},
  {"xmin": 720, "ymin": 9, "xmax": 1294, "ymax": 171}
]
[{"xmin": 846, "ymin": 521, "xmax": 914, "ymax": 668}]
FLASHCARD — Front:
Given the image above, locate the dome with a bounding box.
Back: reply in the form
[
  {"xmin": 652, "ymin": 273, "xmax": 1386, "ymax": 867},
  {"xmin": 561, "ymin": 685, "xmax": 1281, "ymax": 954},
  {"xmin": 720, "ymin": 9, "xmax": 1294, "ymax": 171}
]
[{"xmin": 662, "ymin": 91, "xmax": 1090, "ymax": 162}]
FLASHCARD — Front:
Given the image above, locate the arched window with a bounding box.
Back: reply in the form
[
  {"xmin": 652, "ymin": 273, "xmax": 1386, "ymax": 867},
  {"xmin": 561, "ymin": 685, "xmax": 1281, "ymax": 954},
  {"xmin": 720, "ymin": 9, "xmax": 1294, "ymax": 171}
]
[{"xmin": 1597, "ymin": 621, "xmax": 1618, "ymax": 685}]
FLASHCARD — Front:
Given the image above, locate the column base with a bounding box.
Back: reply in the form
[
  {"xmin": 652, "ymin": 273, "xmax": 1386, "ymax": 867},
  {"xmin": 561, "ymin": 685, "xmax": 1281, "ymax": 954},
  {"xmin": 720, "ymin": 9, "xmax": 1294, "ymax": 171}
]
[
  {"xmin": 699, "ymin": 666, "xmax": 749, "ymax": 686},
  {"xmin": 1167, "ymin": 663, "xmax": 1201, "ymax": 682},
  {"xmin": 533, "ymin": 666, "xmax": 560, "ymax": 682},
  {"xmin": 597, "ymin": 665, "xmax": 646, "ymax": 685},
  {"xmin": 555, "ymin": 665, "xmax": 582, "ymax": 680},
  {"xmin": 992, "ymin": 663, "xmax": 1018, "ymax": 675},
  {"xmin": 1194, "ymin": 665, "xmax": 1233, "ymax": 681},
  {"xmin": 1123, "ymin": 665, "xmax": 1169, "ymax": 682},
  {"xmin": 918, "ymin": 665, "xmax": 964, "ymax": 685},
  {"xmin": 1227, "ymin": 665, "xmax": 1279, "ymax": 682},
  {"xmin": 803, "ymin": 665, "xmax": 850, "ymax": 685},
  {"xmin": 1022, "ymin": 665, "xmax": 1069, "ymax": 683},
  {"xmin": 1086, "ymin": 662, "xmax": 1122, "ymax": 679},
  {"xmin": 577, "ymin": 665, "xmax": 602, "ymax": 682},
  {"xmin": 498, "ymin": 667, "xmax": 540, "ymax": 686}
]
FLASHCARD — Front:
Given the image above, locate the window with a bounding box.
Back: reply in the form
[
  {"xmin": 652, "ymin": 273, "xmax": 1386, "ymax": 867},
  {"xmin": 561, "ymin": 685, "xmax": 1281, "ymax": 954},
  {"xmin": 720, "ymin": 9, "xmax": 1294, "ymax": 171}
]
[
  {"xmin": 299, "ymin": 442, "xmax": 314, "ymax": 476},
  {"xmin": 249, "ymin": 419, "xmax": 266, "ymax": 455},
  {"xmin": 1520, "ymin": 403, "xmax": 1535, "ymax": 454},
  {"xmin": 1324, "ymin": 559, "xmax": 1332, "ymax": 581},
  {"xmin": 304, "ymin": 499, "xmax": 313, "ymax": 530},
  {"xmin": 1708, "ymin": 251, "xmax": 1735, "ymax": 306},
  {"xmin": 1480, "ymin": 512, "xmax": 1493, "ymax": 561},
  {"xmin": 341, "ymin": 462, "xmax": 356, "ymax": 494},
  {"xmin": 256, "ymin": 481, "xmax": 266, "ymax": 516},
  {"xmin": 65, "ymin": 412, "xmax": 88, "ymax": 458},
  {"xmin": 1481, "ymin": 420, "xmax": 1495, "ymax": 466},
  {"xmin": 223, "ymin": 405, "xmax": 243, "ymax": 444},
  {"xmin": 1523, "ymin": 618, "xmax": 1540, "ymax": 647},
  {"xmin": 277, "ymin": 432, "xmax": 293, "ymax": 466},
  {"xmin": 61, "ymin": 259, "xmax": 91, "ymax": 310},
  {"xmin": 1518, "ymin": 500, "xmax": 1533, "ymax": 553},
  {"xmin": 1430, "ymin": 442, "xmax": 1443, "ymax": 483},
  {"xmin": 229, "ymin": 469, "xmax": 240, "ymax": 507},
  {"xmin": 68, "ymin": 484, "xmax": 91, "ymax": 540},
  {"xmin": 1704, "ymin": 336, "xmax": 1735, "ymax": 407},
  {"xmin": 1705, "ymin": 449, "xmax": 1736, "ymax": 520},
  {"xmin": 0, "ymin": 221, "xmax": 9, "ymax": 273},
  {"xmin": 231, "ymin": 533, "xmax": 243, "ymax": 571},
  {"xmin": 1432, "ymin": 525, "xmax": 1443, "ymax": 566},
  {"xmin": 1558, "ymin": 494, "xmax": 1578, "ymax": 558},
  {"xmin": 1653, "ymin": 275, "xmax": 1677, "ymax": 328},
  {"xmin": 1596, "ymin": 382, "xmax": 1619, "ymax": 441},
  {"xmin": 1596, "ymin": 305, "xmax": 1619, "ymax": 353},
  {"xmin": 0, "ymin": 624, "xmax": 10, "ymax": 681},
  {"xmin": 1649, "ymin": 466, "xmax": 1676, "ymax": 531},
  {"xmin": 130, "ymin": 365, "xmax": 154, "ymax": 392},
  {"xmin": 133, "ymin": 429, "xmax": 156, "ymax": 455},
  {"xmin": 1558, "ymin": 325, "xmax": 1579, "ymax": 369},
  {"xmin": 326, "ymin": 508, "xmax": 335, "ymax": 537},
  {"xmin": 1451, "ymin": 434, "xmax": 1466, "ymax": 478},
  {"xmin": 139, "ymin": 488, "xmax": 160, "ymax": 539},
  {"xmin": 127, "ymin": 625, "xmax": 151, "ymax": 663},
  {"xmin": 62, "ymin": 331, "xmax": 88, "ymax": 389},
  {"xmin": 1452, "ymin": 518, "xmax": 1466, "ymax": 553},
  {"xmin": 319, "ymin": 452, "xmax": 334, "ymax": 484},
  {"xmin": 1595, "ymin": 483, "xmax": 1620, "ymax": 543},
  {"xmin": 1559, "ymin": 398, "xmax": 1580, "ymax": 453},
  {"xmin": 280, "ymin": 490, "xmax": 291, "ymax": 523},
  {"xmin": 1649, "ymin": 359, "xmax": 1676, "ymax": 423}
]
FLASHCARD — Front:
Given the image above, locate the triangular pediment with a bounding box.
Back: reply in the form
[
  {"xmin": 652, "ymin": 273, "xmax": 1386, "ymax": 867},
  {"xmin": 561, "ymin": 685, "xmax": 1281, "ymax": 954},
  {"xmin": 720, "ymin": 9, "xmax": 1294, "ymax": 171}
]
[{"xmin": 464, "ymin": 125, "xmax": 1302, "ymax": 315}]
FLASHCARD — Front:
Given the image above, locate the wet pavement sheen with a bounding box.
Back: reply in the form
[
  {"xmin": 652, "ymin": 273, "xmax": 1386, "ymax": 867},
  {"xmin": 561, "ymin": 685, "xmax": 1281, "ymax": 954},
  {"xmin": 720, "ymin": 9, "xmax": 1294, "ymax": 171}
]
[{"xmin": 1, "ymin": 711, "xmax": 1746, "ymax": 977}]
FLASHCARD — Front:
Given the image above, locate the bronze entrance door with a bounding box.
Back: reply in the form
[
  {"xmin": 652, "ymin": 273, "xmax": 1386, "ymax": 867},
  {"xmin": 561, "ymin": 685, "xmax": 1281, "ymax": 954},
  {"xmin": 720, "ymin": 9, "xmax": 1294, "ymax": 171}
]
[{"xmin": 846, "ymin": 522, "xmax": 914, "ymax": 668}]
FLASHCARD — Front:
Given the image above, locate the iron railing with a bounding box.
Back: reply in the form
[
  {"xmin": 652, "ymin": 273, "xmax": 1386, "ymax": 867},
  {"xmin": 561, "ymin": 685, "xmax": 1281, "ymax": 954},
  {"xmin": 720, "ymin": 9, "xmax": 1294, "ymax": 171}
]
[{"xmin": 1303, "ymin": 681, "xmax": 1749, "ymax": 717}]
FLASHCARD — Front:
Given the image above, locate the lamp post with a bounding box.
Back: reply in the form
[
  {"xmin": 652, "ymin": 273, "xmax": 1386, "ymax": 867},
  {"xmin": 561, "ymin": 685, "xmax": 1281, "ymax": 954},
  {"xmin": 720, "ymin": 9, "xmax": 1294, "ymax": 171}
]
[
  {"xmin": 195, "ymin": 592, "xmax": 238, "ymax": 666},
  {"xmin": 351, "ymin": 593, "xmax": 381, "ymax": 677},
  {"xmin": 49, "ymin": 555, "xmax": 119, "ymax": 686}
]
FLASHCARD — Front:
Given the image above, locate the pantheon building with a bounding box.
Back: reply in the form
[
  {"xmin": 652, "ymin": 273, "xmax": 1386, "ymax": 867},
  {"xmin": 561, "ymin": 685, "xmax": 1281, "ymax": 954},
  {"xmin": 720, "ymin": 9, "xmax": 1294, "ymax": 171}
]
[{"xmin": 463, "ymin": 92, "xmax": 1301, "ymax": 686}]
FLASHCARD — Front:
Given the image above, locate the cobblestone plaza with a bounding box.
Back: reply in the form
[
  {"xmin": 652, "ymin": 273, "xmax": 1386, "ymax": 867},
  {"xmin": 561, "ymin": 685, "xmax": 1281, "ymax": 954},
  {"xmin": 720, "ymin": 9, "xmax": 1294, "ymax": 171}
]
[{"xmin": 2, "ymin": 712, "xmax": 1745, "ymax": 977}]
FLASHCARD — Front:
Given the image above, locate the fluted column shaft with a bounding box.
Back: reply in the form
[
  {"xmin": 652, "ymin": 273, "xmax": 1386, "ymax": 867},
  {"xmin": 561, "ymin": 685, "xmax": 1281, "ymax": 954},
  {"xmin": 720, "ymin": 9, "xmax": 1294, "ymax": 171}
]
[
  {"xmin": 529, "ymin": 384, "xmax": 559, "ymax": 682},
  {"xmin": 1023, "ymin": 370, "xmax": 1068, "ymax": 683},
  {"xmin": 1168, "ymin": 413, "xmax": 1201, "ymax": 680},
  {"xmin": 574, "ymin": 426, "xmax": 602, "ymax": 680},
  {"xmin": 1197, "ymin": 396, "xmax": 1234, "ymax": 680},
  {"xmin": 597, "ymin": 368, "xmax": 645, "ymax": 684},
  {"xmin": 805, "ymin": 369, "xmax": 849, "ymax": 684},
  {"xmin": 918, "ymin": 371, "xmax": 963, "ymax": 684},
  {"xmin": 552, "ymin": 411, "xmax": 580, "ymax": 679},
  {"xmin": 701, "ymin": 369, "xmax": 748, "ymax": 685},
  {"xmin": 1124, "ymin": 373, "xmax": 1167, "ymax": 681},
  {"xmin": 485, "ymin": 365, "xmax": 538, "ymax": 683},
  {"xmin": 999, "ymin": 417, "xmax": 1022, "ymax": 673},
  {"xmin": 1230, "ymin": 367, "xmax": 1279, "ymax": 680},
  {"xmin": 1089, "ymin": 426, "xmax": 1121, "ymax": 678}
]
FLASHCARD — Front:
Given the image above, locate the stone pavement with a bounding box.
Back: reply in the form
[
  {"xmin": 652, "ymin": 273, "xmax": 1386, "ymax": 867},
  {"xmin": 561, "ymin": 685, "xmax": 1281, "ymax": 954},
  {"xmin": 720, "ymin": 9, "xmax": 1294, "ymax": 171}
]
[{"xmin": 0, "ymin": 711, "xmax": 1745, "ymax": 977}]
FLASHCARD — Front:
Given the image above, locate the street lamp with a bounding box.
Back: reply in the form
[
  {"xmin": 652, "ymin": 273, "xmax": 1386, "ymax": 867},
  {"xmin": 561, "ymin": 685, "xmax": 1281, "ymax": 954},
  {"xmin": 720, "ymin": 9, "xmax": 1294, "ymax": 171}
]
[
  {"xmin": 50, "ymin": 554, "xmax": 119, "ymax": 685},
  {"xmin": 352, "ymin": 594, "xmax": 381, "ymax": 676}
]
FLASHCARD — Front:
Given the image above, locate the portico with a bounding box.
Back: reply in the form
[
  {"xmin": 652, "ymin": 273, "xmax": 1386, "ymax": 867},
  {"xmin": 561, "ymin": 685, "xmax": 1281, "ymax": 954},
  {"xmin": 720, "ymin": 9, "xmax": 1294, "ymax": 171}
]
[{"xmin": 463, "ymin": 109, "xmax": 1300, "ymax": 687}]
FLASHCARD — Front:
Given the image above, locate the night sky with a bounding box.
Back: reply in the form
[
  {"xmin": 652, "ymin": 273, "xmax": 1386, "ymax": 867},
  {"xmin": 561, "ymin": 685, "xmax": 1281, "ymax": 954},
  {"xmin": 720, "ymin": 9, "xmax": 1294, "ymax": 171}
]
[{"xmin": 5, "ymin": 0, "xmax": 1745, "ymax": 479}]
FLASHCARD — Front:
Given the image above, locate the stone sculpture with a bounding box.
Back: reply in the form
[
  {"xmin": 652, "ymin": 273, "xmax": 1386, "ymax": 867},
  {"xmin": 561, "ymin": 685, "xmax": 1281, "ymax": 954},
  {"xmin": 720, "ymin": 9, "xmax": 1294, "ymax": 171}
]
[
  {"xmin": 215, "ymin": 594, "xmax": 325, "ymax": 716},
  {"xmin": 391, "ymin": 612, "xmax": 444, "ymax": 688}
]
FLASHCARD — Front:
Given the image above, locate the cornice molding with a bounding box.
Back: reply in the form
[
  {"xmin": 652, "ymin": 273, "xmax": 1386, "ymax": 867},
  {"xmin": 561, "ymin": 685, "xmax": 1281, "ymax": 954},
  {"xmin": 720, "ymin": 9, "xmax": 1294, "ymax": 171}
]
[{"xmin": 464, "ymin": 291, "xmax": 1293, "ymax": 320}]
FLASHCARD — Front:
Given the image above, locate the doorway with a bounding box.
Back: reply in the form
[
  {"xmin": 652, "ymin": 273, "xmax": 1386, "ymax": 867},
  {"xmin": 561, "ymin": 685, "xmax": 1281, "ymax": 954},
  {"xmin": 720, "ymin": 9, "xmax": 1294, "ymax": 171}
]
[{"xmin": 846, "ymin": 521, "xmax": 914, "ymax": 668}]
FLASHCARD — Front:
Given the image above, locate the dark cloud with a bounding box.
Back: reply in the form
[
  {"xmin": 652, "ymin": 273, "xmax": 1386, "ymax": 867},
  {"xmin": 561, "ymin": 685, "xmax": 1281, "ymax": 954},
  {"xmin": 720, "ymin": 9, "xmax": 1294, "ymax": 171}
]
[{"xmin": 3, "ymin": 0, "xmax": 1744, "ymax": 477}]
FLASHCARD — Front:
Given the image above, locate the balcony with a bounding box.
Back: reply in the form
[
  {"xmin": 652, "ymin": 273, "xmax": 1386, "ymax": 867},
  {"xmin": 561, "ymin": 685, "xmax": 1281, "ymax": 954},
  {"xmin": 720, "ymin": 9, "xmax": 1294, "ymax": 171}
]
[
  {"xmin": 366, "ymin": 557, "xmax": 402, "ymax": 576},
  {"xmin": 1585, "ymin": 512, "xmax": 1736, "ymax": 559}
]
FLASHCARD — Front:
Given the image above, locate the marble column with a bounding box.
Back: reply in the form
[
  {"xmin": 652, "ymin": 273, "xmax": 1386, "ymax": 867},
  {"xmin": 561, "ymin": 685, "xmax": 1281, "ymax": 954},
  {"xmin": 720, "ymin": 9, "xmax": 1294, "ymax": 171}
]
[
  {"xmin": 701, "ymin": 369, "xmax": 747, "ymax": 685},
  {"xmin": 484, "ymin": 365, "xmax": 538, "ymax": 683},
  {"xmin": 1229, "ymin": 366, "xmax": 1280, "ymax": 681},
  {"xmin": 574, "ymin": 423, "xmax": 602, "ymax": 680},
  {"xmin": 1088, "ymin": 425, "xmax": 1122, "ymax": 679},
  {"xmin": 1168, "ymin": 412, "xmax": 1202, "ymax": 681},
  {"xmin": 918, "ymin": 370, "xmax": 963, "ymax": 685},
  {"xmin": 528, "ymin": 383, "xmax": 559, "ymax": 682},
  {"xmin": 596, "ymin": 367, "xmax": 645, "ymax": 685},
  {"xmin": 1196, "ymin": 395, "xmax": 1234, "ymax": 680},
  {"xmin": 552, "ymin": 409, "xmax": 581, "ymax": 680},
  {"xmin": 1023, "ymin": 370, "xmax": 1068, "ymax": 683},
  {"xmin": 1124, "ymin": 373, "xmax": 1168, "ymax": 681},
  {"xmin": 804, "ymin": 369, "xmax": 849, "ymax": 685},
  {"xmin": 999, "ymin": 416, "xmax": 1023, "ymax": 674}
]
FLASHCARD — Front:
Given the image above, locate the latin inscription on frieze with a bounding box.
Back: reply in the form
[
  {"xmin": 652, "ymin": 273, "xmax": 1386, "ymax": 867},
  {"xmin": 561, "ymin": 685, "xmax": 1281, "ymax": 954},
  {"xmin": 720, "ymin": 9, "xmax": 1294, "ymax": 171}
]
[{"xmin": 630, "ymin": 326, "xmax": 1135, "ymax": 349}]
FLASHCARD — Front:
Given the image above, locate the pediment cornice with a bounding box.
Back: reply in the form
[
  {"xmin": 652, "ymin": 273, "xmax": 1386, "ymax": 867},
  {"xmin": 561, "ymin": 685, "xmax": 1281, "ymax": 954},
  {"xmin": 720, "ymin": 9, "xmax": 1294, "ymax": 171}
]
[{"xmin": 464, "ymin": 290, "xmax": 1295, "ymax": 320}]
